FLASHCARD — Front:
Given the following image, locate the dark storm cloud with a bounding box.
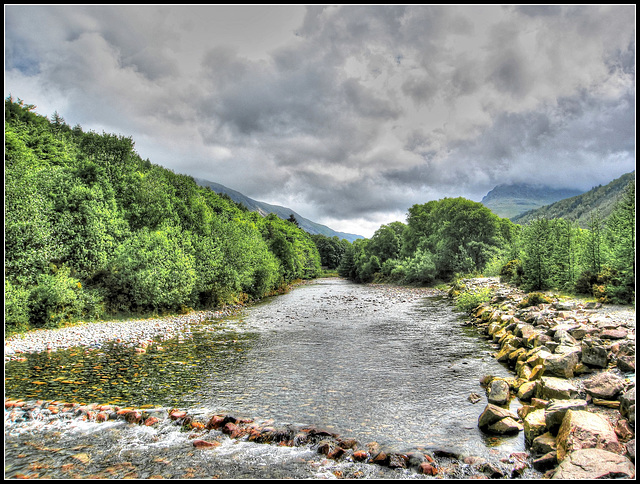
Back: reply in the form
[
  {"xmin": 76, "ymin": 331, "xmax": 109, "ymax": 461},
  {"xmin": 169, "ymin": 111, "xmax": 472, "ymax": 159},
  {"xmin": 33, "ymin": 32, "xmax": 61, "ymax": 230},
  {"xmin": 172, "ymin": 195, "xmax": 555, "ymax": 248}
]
[{"xmin": 4, "ymin": 5, "xmax": 635, "ymax": 237}]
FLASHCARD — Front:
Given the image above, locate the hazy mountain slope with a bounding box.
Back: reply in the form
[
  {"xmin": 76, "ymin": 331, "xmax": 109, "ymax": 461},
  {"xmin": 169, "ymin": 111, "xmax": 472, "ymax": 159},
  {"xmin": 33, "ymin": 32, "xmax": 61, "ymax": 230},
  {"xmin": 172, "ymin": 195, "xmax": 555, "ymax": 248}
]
[
  {"xmin": 194, "ymin": 178, "xmax": 364, "ymax": 242},
  {"xmin": 511, "ymin": 171, "xmax": 635, "ymax": 228},
  {"xmin": 481, "ymin": 183, "xmax": 584, "ymax": 219}
]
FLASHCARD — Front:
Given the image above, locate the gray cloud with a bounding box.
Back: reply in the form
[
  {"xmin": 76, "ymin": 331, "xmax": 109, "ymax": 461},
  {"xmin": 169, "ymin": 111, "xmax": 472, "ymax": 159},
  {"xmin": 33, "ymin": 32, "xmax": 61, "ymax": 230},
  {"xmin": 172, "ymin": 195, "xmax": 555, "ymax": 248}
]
[{"xmin": 4, "ymin": 5, "xmax": 635, "ymax": 237}]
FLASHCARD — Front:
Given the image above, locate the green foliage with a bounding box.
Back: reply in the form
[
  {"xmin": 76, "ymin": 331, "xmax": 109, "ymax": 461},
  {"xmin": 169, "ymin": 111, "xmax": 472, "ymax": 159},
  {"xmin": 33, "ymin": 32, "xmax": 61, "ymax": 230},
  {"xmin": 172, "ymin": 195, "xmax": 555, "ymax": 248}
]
[
  {"xmin": 4, "ymin": 97, "xmax": 322, "ymax": 331},
  {"xmin": 311, "ymin": 234, "xmax": 349, "ymax": 269},
  {"xmin": 28, "ymin": 266, "xmax": 104, "ymax": 328},
  {"xmin": 5, "ymin": 280, "xmax": 32, "ymax": 331},
  {"xmin": 455, "ymin": 287, "xmax": 495, "ymax": 314}
]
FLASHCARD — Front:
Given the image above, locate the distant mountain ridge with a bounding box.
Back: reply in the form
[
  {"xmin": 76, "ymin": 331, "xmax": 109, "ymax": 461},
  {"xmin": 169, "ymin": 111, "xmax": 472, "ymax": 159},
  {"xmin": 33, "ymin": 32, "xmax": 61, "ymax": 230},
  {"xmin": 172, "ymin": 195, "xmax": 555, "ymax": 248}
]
[
  {"xmin": 481, "ymin": 183, "xmax": 584, "ymax": 219},
  {"xmin": 194, "ymin": 178, "xmax": 364, "ymax": 242},
  {"xmin": 510, "ymin": 171, "xmax": 635, "ymax": 228}
]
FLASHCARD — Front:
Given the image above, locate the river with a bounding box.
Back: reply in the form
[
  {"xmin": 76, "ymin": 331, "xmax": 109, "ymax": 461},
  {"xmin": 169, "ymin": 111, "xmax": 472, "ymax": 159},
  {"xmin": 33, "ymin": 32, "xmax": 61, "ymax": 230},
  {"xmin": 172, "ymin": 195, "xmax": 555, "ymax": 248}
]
[{"xmin": 5, "ymin": 278, "xmax": 538, "ymax": 479}]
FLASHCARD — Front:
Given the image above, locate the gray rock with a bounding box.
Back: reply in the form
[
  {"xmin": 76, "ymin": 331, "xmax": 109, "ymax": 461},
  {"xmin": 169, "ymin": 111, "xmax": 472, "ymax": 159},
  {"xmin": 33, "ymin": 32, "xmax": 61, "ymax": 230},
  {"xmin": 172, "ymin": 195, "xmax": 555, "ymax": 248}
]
[
  {"xmin": 537, "ymin": 377, "xmax": 579, "ymax": 401},
  {"xmin": 478, "ymin": 404, "xmax": 519, "ymax": 429},
  {"xmin": 552, "ymin": 448, "xmax": 635, "ymax": 479},
  {"xmin": 544, "ymin": 399, "xmax": 588, "ymax": 433},
  {"xmin": 487, "ymin": 416, "xmax": 523, "ymax": 435},
  {"xmin": 620, "ymin": 386, "xmax": 636, "ymax": 425},
  {"xmin": 583, "ymin": 371, "xmax": 625, "ymax": 400},
  {"xmin": 487, "ymin": 379, "xmax": 510, "ymax": 405},
  {"xmin": 556, "ymin": 410, "xmax": 623, "ymax": 462},
  {"xmin": 581, "ymin": 338, "xmax": 609, "ymax": 368}
]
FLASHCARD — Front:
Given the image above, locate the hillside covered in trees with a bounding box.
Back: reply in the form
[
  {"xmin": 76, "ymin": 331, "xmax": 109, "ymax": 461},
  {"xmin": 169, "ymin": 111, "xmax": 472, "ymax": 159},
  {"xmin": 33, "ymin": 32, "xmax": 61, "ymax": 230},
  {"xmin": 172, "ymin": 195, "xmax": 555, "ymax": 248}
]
[
  {"xmin": 5, "ymin": 97, "xmax": 322, "ymax": 332},
  {"xmin": 511, "ymin": 171, "xmax": 635, "ymax": 228}
]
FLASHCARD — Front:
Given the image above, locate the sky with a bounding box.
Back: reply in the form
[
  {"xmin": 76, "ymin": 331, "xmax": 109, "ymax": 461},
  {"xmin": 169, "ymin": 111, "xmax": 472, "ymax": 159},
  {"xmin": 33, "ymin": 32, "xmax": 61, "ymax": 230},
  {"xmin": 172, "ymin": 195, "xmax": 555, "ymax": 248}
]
[{"xmin": 5, "ymin": 5, "xmax": 636, "ymax": 238}]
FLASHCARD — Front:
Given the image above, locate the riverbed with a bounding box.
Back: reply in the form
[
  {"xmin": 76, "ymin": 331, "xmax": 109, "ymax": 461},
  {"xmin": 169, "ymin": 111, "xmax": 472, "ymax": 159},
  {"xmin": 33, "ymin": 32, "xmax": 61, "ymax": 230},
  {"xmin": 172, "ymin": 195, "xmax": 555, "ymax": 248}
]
[{"xmin": 5, "ymin": 278, "xmax": 539, "ymax": 479}]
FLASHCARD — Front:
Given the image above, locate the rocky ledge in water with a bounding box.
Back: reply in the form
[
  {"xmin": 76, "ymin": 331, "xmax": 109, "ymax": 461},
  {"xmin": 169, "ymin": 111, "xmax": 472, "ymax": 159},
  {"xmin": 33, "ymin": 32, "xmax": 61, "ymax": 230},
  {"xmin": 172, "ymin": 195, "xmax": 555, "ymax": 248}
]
[
  {"xmin": 450, "ymin": 277, "xmax": 635, "ymax": 479},
  {"xmin": 5, "ymin": 398, "xmax": 537, "ymax": 479}
]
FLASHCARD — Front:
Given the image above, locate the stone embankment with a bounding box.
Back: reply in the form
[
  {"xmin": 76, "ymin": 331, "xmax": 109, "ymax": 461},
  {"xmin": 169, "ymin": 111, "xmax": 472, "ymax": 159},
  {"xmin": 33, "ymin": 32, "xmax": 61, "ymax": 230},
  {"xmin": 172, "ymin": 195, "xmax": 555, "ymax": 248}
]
[{"xmin": 452, "ymin": 277, "xmax": 635, "ymax": 479}]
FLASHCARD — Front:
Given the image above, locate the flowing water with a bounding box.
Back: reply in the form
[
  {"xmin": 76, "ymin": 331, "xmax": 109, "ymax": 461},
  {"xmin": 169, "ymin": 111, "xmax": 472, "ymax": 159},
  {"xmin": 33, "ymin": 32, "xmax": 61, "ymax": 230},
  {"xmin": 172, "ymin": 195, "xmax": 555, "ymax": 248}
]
[{"xmin": 5, "ymin": 278, "xmax": 536, "ymax": 479}]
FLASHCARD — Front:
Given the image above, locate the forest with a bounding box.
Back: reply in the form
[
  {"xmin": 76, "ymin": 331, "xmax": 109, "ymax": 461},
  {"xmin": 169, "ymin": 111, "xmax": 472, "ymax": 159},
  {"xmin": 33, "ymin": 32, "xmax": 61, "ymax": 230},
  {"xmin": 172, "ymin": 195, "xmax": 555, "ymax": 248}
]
[
  {"xmin": 5, "ymin": 97, "xmax": 635, "ymax": 333},
  {"xmin": 5, "ymin": 97, "xmax": 321, "ymax": 332},
  {"xmin": 338, "ymin": 185, "xmax": 635, "ymax": 306}
]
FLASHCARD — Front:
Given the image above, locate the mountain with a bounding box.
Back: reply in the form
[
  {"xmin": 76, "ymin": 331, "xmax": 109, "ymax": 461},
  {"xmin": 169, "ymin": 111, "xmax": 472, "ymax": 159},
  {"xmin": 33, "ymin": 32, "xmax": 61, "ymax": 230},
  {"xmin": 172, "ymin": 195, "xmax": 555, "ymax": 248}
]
[
  {"xmin": 194, "ymin": 178, "xmax": 364, "ymax": 242},
  {"xmin": 481, "ymin": 183, "xmax": 585, "ymax": 219},
  {"xmin": 510, "ymin": 171, "xmax": 635, "ymax": 228}
]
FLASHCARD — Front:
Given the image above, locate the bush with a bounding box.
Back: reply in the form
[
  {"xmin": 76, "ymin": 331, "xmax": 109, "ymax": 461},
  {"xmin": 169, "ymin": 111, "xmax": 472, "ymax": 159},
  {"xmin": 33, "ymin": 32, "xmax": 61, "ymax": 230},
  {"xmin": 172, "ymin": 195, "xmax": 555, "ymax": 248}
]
[
  {"xmin": 5, "ymin": 280, "xmax": 31, "ymax": 331},
  {"xmin": 27, "ymin": 265, "xmax": 101, "ymax": 328},
  {"xmin": 517, "ymin": 292, "xmax": 553, "ymax": 308},
  {"xmin": 455, "ymin": 286, "xmax": 494, "ymax": 314}
]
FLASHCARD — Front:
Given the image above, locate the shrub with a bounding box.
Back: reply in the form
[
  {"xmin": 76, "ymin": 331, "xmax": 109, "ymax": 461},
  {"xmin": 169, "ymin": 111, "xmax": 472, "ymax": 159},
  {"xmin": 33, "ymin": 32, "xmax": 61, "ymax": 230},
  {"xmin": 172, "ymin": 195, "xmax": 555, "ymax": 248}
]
[
  {"xmin": 517, "ymin": 292, "xmax": 553, "ymax": 308},
  {"xmin": 27, "ymin": 265, "xmax": 99, "ymax": 328},
  {"xmin": 5, "ymin": 280, "xmax": 31, "ymax": 331},
  {"xmin": 455, "ymin": 286, "xmax": 494, "ymax": 314},
  {"xmin": 500, "ymin": 259, "xmax": 522, "ymax": 283}
]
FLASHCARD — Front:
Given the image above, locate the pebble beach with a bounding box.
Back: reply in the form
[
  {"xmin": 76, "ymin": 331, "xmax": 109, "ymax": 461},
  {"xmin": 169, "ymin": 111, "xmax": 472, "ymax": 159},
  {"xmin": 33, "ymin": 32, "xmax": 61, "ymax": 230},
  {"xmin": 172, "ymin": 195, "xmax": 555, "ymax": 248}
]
[{"xmin": 4, "ymin": 306, "xmax": 245, "ymax": 361}]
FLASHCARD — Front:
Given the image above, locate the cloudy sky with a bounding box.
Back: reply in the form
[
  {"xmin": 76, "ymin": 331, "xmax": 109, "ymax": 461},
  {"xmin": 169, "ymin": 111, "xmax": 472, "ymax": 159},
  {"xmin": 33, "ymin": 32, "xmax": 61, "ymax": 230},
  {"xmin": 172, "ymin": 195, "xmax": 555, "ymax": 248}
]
[{"xmin": 5, "ymin": 5, "xmax": 636, "ymax": 237}]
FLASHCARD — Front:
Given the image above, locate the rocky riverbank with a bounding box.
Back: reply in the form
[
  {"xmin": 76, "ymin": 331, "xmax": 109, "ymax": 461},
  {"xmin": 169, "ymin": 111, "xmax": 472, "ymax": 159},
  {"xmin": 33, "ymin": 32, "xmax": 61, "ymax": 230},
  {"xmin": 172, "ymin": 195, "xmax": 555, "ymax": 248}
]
[
  {"xmin": 450, "ymin": 277, "xmax": 635, "ymax": 479},
  {"xmin": 4, "ymin": 305, "xmax": 245, "ymax": 361}
]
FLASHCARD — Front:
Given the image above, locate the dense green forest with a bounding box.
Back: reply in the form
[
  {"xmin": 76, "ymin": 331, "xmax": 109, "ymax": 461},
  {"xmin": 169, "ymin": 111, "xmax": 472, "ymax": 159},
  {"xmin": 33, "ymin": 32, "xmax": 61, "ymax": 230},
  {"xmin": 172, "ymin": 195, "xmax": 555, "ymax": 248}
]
[
  {"xmin": 5, "ymin": 97, "xmax": 322, "ymax": 332},
  {"xmin": 4, "ymin": 97, "xmax": 635, "ymax": 333},
  {"xmin": 338, "ymin": 184, "xmax": 635, "ymax": 305}
]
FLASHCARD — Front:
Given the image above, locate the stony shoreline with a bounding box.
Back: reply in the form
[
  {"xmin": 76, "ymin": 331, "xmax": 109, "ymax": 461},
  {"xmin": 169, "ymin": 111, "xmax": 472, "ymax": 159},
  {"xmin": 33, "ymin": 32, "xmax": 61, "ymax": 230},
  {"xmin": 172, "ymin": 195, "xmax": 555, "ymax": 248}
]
[
  {"xmin": 4, "ymin": 306, "xmax": 246, "ymax": 362},
  {"xmin": 450, "ymin": 277, "xmax": 635, "ymax": 479}
]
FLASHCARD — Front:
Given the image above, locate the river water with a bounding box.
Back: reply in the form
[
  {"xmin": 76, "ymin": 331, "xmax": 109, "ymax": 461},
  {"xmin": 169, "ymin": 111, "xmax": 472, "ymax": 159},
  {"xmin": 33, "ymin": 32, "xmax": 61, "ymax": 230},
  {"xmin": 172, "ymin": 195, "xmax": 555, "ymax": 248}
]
[{"xmin": 5, "ymin": 278, "xmax": 535, "ymax": 479}]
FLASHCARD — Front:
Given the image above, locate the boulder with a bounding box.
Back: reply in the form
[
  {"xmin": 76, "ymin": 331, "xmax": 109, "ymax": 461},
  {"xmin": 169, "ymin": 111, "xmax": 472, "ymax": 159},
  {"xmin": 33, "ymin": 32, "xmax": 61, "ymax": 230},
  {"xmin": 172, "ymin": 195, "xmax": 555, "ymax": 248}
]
[
  {"xmin": 583, "ymin": 371, "xmax": 625, "ymax": 400},
  {"xmin": 488, "ymin": 417, "xmax": 523, "ymax": 435},
  {"xmin": 556, "ymin": 410, "xmax": 624, "ymax": 462},
  {"xmin": 552, "ymin": 448, "xmax": 635, "ymax": 479},
  {"xmin": 516, "ymin": 381, "xmax": 537, "ymax": 401},
  {"xmin": 523, "ymin": 409, "xmax": 547, "ymax": 444},
  {"xmin": 537, "ymin": 377, "xmax": 579, "ymax": 401},
  {"xmin": 542, "ymin": 347, "xmax": 581, "ymax": 378},
  {"xmin": 531, "ymin": 431, "xmax": 557, "ymax": 455},
  {"xmin": 487, "ymin": 379, "xmax": 510, "ymax": 405},
  {"xmin": 600, "ymin": 328, "xmax": 628, "ymax": 340},
  {"xmin": 620, "ymin": 386, "xmax": 636, "ymax": 425},
  {"xmin": 478, "ymin": 404, "xmax": 520, "ymax": 430},
  {"xmin": 581, "ymin": 338, "xmax": 609, "ymax": 368},
  {"xmin": 544, "ymin": 399, "xmax": 588, "ymax": 433},
  {"xmin": 617, "ymin": 355, "xmax": 636, "ymax": 373}
]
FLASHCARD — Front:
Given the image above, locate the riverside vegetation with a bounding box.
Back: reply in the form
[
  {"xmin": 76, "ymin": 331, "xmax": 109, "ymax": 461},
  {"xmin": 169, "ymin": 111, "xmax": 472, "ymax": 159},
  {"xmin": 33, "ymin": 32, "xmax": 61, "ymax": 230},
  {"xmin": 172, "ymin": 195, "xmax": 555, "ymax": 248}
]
[{"xmin": 5, "ymin": 97, "xmax": 322, "ymax": 334}]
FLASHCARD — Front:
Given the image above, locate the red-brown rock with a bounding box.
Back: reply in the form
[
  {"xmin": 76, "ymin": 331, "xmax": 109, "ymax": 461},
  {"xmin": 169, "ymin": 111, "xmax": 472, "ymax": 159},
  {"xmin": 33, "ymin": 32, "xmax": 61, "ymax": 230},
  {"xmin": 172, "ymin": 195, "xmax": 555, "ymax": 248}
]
[
  {"xmin": 419, "ymin": 462, "xmax": 438, "ymax": 475},
  {"xmin": 352, "ymin": 450, "xmax": 369, "ymax": 462},
  {"xmin": 193, "ymin": 439, "xmax": 221, "ymax": 449},
  {"xmin": 206, "ymin": 415, "xmax": 225, "ymax": 429}
]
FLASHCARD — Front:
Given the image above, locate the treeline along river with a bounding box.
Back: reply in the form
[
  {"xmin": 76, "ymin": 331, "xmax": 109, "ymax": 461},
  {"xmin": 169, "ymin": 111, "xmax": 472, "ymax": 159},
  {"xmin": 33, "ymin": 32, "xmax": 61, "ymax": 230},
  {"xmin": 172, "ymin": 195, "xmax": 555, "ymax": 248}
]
[{"xmin": 5, "ymin": 278, "xmax": 540, "ymax": 479}]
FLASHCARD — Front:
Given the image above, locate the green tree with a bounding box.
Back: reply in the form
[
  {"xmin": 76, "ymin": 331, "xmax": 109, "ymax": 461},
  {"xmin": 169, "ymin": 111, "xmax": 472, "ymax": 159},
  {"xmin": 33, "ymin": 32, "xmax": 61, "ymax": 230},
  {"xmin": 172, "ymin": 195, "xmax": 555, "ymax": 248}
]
[
  {"xmin": 520, "ymin": 219, "xmax": 552, "ymax": 291},
  {"xmin": 605, "ymin": 180, "xmax": 635, "ymax": 303}
]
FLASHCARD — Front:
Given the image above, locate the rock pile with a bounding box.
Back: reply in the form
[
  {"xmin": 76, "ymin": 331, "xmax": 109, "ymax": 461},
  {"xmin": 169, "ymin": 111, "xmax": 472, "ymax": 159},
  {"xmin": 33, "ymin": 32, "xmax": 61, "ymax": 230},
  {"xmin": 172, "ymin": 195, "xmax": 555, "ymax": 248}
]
[
  {"xmin": 3, "ymin": 398, "xmax": 446, "ymax": 476},
  {"xmin": 453, "ymin": 277, "xmax": 635, "ymax": 479}
]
